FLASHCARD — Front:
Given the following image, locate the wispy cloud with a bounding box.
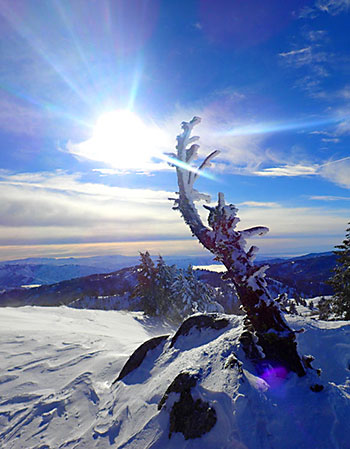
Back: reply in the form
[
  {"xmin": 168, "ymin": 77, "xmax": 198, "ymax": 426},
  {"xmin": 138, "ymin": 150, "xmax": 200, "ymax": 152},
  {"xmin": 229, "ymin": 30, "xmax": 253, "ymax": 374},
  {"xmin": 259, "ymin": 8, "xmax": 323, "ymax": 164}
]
[
  {"xmin": 310, "ymin": 195, "xmax": 350, "ymax": 201},
  {"xmin": 252, "ymin": 157, "xmax": 350, "ymax": 189},
  {"xmin": 300, "ymin": 0, "xmax": 350, "ymax": 17},
  {"xmin": 321, "ymin": 137, "xmax": 340, "ymax": 143},
  {"xmin": 319, "ymin": 157, "xmax": 350, "ymax": 188},
  {"xmin": 238, "ymin": 201, "xmax": 280, "ymax": 208},
  {"xmin": 253, "ymin": 164, "xmax": 319, "ymax": 177},
  {"xmin": 279, "ymin": 39, "xmax": 331, "ymax": 95},
  {"xmin": 279, "ymin": 47, "xmax": 313, "ymax": 60}
]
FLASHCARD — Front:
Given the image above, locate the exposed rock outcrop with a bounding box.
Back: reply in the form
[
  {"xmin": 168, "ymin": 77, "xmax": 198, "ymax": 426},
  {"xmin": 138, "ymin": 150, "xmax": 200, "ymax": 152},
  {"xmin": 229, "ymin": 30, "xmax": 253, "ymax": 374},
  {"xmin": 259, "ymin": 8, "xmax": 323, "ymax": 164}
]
[
  {"xmin": 113, "ymin": 334, "xmax": 169, "ymax": 383},
  {"xmin": 171, "ymin": 313, "xmax": 229, "ymax": 347},
  {"xmin": 158, "ymin": 372, "xmax": 217, "ymax": 440}
]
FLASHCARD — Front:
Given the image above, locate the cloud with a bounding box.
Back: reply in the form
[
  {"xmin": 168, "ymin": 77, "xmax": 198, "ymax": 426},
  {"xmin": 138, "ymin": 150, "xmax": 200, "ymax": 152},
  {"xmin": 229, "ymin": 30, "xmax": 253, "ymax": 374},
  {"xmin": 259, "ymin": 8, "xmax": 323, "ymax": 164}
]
[
  {"xmin": 237, "ymin": 203, "xmax": 348, "ymax": 238},
  {"xmin": 335, "ymin": 119, "xmax": 350, "ymax": 135},
  {"xmin": 0, "ymin": 171, "xmax": 348, "ymax": 259},
  {"xmin": 253, "ymin": 164, "xmax": 319, "ymax": 177},
  {"xmin": 300, "ymin": 0, "xmax": 350, "ymax": 17},
  {"xmin": 252, "ymin": 157, "xmax": 350, "ymax": 189},
  {"xmin": 0, "ymin": 240, "xmax": 208, "ymax": 262},
  {"xmin": 279, "ymin": 47, "xmax": 313, "ymax": 60},
  {"xmin": 279, "ymin": 42, "xmax": 331, "ymax": 95},
  {"xmin": 310, "ymin": 195, "xmax": 350, "ymax": 201},
  {"xmin": 238, "ymin": 201, "xmax": 280, "ymax": 208},
  {"xmin": 321, "ymin": 137, "xmax": 340, "ymax": 143},
  {"xmin": 0, "ymin": 170, "xmax": 191, "ymax": 245},
  {"xmin": 1, "ymin": 166, "xmax": 349, "ymax": 263},
  {"xmin": 319, "ymin": 157, "xmax": 350, "ymax": 188}
]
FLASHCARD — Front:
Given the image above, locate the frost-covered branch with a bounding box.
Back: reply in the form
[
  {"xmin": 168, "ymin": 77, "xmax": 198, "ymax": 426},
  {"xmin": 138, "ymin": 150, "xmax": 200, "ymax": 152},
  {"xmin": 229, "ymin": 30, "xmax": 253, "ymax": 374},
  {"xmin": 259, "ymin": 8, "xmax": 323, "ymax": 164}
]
[{"xmin": 170, "ymin": 118, "xmax": 271, "ymax": 302}]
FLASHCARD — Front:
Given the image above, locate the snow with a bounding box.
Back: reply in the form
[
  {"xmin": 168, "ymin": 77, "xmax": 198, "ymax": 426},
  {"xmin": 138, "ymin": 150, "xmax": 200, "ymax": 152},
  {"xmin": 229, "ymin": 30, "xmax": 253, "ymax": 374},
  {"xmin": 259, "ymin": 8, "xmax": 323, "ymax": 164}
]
[
  {"xmin": 0, "ymin": 307, "xmax": 173, "ymax": 448},
  {"xmin": 1, "ymin": 306, "xmax": 350, "ymax": 448}
]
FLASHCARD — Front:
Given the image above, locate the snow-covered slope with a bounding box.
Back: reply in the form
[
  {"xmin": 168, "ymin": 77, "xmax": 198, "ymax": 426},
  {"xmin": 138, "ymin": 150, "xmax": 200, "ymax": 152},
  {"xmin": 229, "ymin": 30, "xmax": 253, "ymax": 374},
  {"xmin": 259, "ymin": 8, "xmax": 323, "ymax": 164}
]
[
  {"xmin": 0, "ymin": 307, "xmax": 173, "ymax": 448},
  {"xmin": 1, "ymin": 307, "xmax": 350, "ymax": 448}
]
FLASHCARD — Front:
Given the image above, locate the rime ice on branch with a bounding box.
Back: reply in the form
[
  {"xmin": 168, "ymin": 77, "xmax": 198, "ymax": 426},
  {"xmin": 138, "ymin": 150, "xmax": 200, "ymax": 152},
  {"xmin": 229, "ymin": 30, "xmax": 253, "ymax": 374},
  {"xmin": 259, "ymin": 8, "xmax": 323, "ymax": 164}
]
[{"xmin": 169, "ymin": 117, "xmax": 306, "ymax": 377}]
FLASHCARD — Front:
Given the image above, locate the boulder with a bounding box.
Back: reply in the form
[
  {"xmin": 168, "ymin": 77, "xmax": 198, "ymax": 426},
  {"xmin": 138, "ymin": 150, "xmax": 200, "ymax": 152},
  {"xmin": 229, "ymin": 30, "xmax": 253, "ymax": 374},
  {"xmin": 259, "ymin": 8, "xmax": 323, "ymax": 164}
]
[
  {"xmin": 158, "ymin": 372, "xmax": 217, "ymax": 440},
  {"xmin": 171, "ymin": 314, "xmax": 229, "ymax": 347},
  {"xmin": 113, "ymin": 334, "xmax": 169, "ymax": 383}
]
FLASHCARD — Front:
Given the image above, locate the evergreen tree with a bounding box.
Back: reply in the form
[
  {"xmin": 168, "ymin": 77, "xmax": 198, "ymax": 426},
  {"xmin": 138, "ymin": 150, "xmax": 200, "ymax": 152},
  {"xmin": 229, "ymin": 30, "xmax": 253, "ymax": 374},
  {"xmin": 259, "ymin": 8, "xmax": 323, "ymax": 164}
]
[
  {"xmin": 154, "ymin": 256, "xmax": 177, "ymax": 317},
  {"xmin": 318, "ymin": 296, "xmax": 331, "ymax": 321},
  {"xmin": 133, "ymin": 251, "xmax": 158, "ymax": 316},
  {"xmin": 133, "ymin": 253, "xmax": 221, "ymax": 323},
  {"xmin": 328, "ymin": 223, "xmax": 350, "ymax": 319}
]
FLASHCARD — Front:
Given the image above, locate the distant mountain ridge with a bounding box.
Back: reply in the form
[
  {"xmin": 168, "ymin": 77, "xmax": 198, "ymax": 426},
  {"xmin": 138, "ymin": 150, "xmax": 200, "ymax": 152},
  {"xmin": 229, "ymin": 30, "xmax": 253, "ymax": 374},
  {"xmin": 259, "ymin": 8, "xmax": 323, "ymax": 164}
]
[
  {"xmin": 0, "ymin": 251, "xmax": 337, "ymax": 309},
  {"xmin": 0, "ymin": 254, "xmax": 215, "ymax": 291},
  {"xmin": 262, "ymin": 252, "xmax": 336, "ymax": 297}
]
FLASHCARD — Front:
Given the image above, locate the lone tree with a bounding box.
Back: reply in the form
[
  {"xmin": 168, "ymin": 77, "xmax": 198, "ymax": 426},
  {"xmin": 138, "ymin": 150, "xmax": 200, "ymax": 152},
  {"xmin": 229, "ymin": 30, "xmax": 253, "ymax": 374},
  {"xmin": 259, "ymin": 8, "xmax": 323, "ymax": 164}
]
[
  {"xmin": 328, "ymin": 223, "xmax": 350, "ymax": 319},
  {"xmin": 168, "ymin": 117, "xmax": 306, "ymax": 377}
]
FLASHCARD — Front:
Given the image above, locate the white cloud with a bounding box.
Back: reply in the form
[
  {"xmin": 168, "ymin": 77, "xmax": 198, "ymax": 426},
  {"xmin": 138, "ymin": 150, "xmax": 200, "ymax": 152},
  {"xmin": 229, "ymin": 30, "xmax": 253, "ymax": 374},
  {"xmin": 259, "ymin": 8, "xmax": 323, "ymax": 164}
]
[
  {"xmin": 319, "ymin": 157, "xmax": 350, "ymax": 188},
  {"xmin": 321, "ymin": 137, "xmax": 340, "ymax": 143},
  {"xmin": 238, "ymin": 204, "xmax": 348, "ymax": 238},
  {"xmin": 238, "ymin": 201, "xmax": 280, "ymax": 208},
  {"xmin": 335, "ymin": 120, "xmax": 350, "ymax": 135},
  {"xmin": 0, "ymin": 170, "xmax": 190, "ymax": 245},
  {"xmin": 310, "ymin": 195, "xmax": 350, "ymax": 201},
  {"xmin": 278, "ymin": 28, "xmax": 340, "ymax": 97},
  {"xmin": 301, "ymin": 0, "xmax": 350, "ymax": 17},
  {"xmin": 279, "ymin": 47, "xmax": 313, "ymax": 60},
  {"xmin": 252, "ymin": 157, "xmax": 350, "ymax": 189},
  {"xmin": 253, "ymin": 164, "xmax": 319, "ymax": 177},
  {"xmin": 0, "ymin": 170, "xmax": 347, "ymax": 258}
]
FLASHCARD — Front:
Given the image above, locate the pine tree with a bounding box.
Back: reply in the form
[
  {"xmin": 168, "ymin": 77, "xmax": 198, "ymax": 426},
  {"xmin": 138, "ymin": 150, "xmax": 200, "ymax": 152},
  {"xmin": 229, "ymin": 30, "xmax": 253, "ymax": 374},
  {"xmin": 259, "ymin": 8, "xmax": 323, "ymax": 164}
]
[
  {"xmin": 133, "ymin": 253, "xmax": 221, "ymax": 323},
  {"xmin": 133, "ymin": 251, "xmax": 158, "ymax": 316},
  {"xmin": 328, "ymin": 223, "xmax": 350, "ymax": 319},
  {"xmin": 318, "ymin": 296, "xmax": 331, "ymax": 321},
  {"xmin": 154, "ymin": 256, "xmax": 177, "ymax": 317}
]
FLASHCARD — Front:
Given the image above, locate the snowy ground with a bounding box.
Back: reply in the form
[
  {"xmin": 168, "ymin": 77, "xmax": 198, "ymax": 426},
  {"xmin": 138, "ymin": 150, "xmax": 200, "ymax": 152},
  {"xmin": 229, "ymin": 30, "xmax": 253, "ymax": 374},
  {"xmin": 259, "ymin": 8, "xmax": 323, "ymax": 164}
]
[
  {"xmin": 1, "ymin": 306, "xmax": 350, "ymax": 448},
  {"xmin": 0, "ymin": 307, "xmax": 173, "ymax": 448}
]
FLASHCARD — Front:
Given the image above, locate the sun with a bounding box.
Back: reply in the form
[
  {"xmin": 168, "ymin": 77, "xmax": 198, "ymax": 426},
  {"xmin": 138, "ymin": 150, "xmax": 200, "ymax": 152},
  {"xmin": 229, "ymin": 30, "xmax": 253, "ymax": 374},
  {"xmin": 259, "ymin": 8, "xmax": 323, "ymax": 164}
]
[{"xmin": 85, "ymin": 109, "xmax": 168, "ymax": 170}]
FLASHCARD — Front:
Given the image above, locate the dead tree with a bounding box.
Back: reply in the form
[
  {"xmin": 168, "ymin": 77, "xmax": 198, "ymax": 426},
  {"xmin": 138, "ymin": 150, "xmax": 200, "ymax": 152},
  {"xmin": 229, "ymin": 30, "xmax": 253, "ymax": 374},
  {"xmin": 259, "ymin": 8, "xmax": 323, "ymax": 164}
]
[{"xmin": 168, "ymin": 117, "xmax": 306, "ymax": 377}]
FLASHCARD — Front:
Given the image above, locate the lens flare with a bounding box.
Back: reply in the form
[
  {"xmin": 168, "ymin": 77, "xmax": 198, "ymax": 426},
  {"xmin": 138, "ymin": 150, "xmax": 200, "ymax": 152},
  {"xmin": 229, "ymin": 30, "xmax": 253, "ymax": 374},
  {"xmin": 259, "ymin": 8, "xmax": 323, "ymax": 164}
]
[{"xmin": 220, "ymin": 116, "xmax": 345, "ymax": 137}]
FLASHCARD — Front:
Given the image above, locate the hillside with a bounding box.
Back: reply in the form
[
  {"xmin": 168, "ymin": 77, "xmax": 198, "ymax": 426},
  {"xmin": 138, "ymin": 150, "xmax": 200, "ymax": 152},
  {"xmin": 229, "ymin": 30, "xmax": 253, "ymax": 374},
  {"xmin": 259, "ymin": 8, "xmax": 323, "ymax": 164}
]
[
  {"xmin": 0, "ymin": 267, "xmax": 140, "ymax": 308},
  {"xmin": 1, "ymin": 307, "xmax": 350, "ymax": 448},
  {"xmin": 263, "ymin": 252, "xmax": 336, "ymax": 297}
]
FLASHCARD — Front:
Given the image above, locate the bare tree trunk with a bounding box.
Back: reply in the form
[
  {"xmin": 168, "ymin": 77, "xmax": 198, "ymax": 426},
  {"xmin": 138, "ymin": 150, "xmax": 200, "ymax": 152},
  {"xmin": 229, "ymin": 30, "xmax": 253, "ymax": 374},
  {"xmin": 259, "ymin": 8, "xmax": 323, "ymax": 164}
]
[{"xmin": 168, "ymin": 117, "xmax": 306, "ymax": 377}]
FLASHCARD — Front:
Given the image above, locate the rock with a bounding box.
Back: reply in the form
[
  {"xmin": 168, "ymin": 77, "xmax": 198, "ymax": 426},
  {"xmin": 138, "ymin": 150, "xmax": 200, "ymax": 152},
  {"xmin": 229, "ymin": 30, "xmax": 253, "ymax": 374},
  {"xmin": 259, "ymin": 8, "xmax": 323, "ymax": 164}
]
[
  {"xmin": 113, "ymin": 335, "xmax": 169, "ymax": 383},
  {"xmin": 158, "ymin": 372, "xmax": 217, "ymax": 440},
  {"xmin": 171, "ymin": 314, "xmax": 229, "ymax": 347}
]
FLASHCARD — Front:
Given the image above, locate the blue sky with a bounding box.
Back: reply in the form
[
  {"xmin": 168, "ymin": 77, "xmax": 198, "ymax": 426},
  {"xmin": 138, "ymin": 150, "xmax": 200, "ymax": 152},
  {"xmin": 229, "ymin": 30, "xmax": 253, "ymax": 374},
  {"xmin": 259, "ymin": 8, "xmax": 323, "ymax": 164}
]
[{"xmin": 0, "ymin": 0, "xmax": 349, "ymax": 261}]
